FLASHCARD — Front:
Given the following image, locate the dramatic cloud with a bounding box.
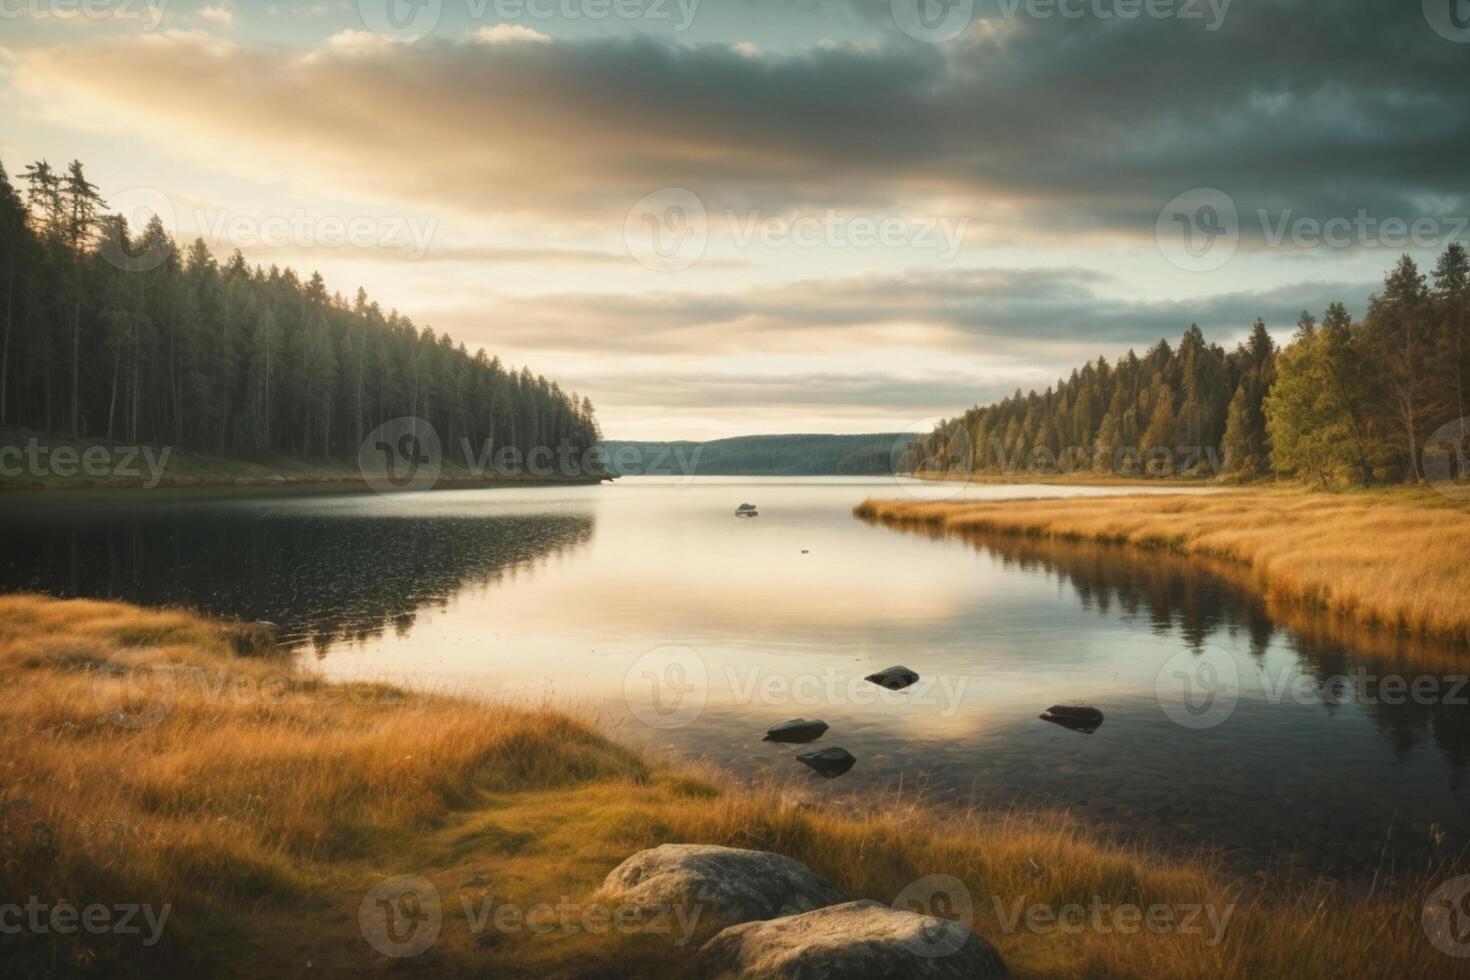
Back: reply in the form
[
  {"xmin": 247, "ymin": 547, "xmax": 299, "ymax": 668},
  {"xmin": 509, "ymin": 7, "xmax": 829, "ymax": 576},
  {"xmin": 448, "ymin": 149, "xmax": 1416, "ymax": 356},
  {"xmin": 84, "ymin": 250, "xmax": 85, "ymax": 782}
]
[
  {"xmin": 12, "ymin": 2, "xmax": 1468, "ymax": 237},
  {"xmin": 433, "ymin": 266, "xmax": 1380, "ymax": 356}
]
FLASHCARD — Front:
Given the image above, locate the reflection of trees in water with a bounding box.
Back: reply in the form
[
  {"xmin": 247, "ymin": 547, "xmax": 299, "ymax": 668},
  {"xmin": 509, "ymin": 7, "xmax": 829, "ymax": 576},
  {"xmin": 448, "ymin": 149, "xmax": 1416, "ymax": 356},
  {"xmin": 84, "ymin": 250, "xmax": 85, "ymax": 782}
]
[
  {"xmin": 940, "ymin": 528, "xmax": 1470, "ymax": 787},
  {"xmin": 0, "ymin": 511, "xmax": 593, "ymax": 652}
]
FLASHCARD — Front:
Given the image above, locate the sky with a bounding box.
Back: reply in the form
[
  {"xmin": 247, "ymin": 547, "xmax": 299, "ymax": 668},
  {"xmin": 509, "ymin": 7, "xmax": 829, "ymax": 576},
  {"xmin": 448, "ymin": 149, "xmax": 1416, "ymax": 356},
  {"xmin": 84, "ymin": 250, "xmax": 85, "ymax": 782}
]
[{"xmin": 1, "ymin": 0, "xmax": 1467, "ymax": 440}]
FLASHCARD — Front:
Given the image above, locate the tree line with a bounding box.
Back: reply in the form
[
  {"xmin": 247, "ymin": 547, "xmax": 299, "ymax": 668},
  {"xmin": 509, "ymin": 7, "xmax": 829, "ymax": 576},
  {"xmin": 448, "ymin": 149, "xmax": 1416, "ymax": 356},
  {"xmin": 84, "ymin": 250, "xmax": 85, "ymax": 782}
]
[
  {"xmin": 906, "ymin": 246, "xmax": 1470, "ymax": 486},
  {"xmin": 0, "ymin": 158, "xmax": 601, "ymax": 467}
]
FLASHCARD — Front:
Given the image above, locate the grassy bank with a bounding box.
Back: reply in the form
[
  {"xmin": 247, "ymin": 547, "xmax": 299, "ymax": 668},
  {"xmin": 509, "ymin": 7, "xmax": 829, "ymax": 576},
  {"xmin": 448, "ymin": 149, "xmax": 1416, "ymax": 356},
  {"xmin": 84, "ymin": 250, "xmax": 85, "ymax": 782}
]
[
  {"xmin": 2, "ymin": 596, "xmax": 1464, "ymax": 978},
  {"xmin": 856, "ymin": 488, "xmax": 1470, "ymax": 646}
]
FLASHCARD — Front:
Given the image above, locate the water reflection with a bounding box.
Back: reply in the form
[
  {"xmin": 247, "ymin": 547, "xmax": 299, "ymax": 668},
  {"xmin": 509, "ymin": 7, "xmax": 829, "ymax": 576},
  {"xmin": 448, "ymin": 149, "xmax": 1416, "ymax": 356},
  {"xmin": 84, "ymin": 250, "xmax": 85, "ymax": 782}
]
[
  {"xmin": 967, "ymin": 530, "xmax": 1470, "ymax": 786},
  {"xmin": 0, "ymin": 496, "xmax": 592, "ymax": 650}
]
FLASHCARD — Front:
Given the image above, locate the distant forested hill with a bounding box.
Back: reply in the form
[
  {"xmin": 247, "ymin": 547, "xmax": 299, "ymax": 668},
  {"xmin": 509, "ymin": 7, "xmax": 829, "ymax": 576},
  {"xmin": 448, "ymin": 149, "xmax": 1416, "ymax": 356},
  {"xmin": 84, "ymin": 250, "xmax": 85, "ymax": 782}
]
[
  {"xmin": 905, "ymin": 247, "xmax": 1470, "ymax": 487},
  {"xmin": 599, "ymin": 433, "xmax": 912, "ymax": 476}
]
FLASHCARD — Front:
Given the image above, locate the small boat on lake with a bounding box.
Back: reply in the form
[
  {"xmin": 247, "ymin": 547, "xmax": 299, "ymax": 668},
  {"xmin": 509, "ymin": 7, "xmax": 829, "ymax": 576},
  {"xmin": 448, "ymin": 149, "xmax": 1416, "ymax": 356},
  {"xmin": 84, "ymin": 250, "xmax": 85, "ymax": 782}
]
[{"xmin": 735, "ymin": 503, "xmax": 758, "ymax": 517}]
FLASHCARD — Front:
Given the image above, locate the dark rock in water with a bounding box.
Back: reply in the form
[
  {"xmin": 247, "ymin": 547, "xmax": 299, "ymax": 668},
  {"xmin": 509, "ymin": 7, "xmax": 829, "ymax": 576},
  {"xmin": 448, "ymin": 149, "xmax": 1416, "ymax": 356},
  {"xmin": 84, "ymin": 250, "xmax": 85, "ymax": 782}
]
[
  {"xmin": 764, "ymin": 719, "xmax": 829, "ymax": 744},
  {"xmin": 796, "ymin": 747, "xmax": 856, "ymax": 778},
  {"xmin": 1040, "ymin": 704, "xmax": 1104, "ymax": 734},
  {"xmin": 602, "ymin": 844, "xmax": 848, "ymax": 928},
  {"xmin": 699, "ymin": 900, "xmax": 1008, "ymax": 980},
  {"xmin": 864, "ymin": 665, "xmax": 920, "ymax": 691}
]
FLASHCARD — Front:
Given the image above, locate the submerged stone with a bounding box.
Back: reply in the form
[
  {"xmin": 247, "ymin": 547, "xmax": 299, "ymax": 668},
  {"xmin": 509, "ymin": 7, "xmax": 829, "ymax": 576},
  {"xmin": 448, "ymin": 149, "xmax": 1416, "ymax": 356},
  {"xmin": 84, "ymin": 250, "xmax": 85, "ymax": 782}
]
[
  {"xmin": 864, "ymin": 665, "xmax": 920, "ymax": 690},
  {"xmin": 1039, "ymin": 704, "xmax": 1104, "ymax": 734},
  {"xmin": 763, "ymin": 719, "xmax": 829, "ymax": 744},
  {"xmin": 796, "ymin": 747, "xmax": 857, "ymax": 778}
]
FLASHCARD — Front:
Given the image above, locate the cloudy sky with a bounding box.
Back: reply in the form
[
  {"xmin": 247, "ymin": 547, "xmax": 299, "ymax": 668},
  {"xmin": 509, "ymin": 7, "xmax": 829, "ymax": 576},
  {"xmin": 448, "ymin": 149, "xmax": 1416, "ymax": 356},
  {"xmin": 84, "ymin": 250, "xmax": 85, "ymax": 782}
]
[{"xmin": 2, "ymin": 0, "xmax": 1466, "ymax": 439}]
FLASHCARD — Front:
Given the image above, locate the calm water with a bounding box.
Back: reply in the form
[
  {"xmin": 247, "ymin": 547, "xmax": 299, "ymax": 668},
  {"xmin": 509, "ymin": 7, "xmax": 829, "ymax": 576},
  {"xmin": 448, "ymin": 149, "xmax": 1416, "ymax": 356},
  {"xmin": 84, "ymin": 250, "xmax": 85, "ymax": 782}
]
[{"xmin": 4, "ymin": 476, "xmax": 1467, "ymax": 875}]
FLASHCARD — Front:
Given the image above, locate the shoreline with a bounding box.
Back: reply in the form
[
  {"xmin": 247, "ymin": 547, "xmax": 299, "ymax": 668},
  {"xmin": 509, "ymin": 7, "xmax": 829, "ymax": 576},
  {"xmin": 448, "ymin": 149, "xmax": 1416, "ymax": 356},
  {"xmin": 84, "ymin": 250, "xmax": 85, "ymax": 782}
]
[
  {"xmin": 1, "ymin": 594, "xmax": 1459, "ymax": 979},
  {"xmin": 855, "ymin": 487, "xmax": 1470, "ymax": 646}
]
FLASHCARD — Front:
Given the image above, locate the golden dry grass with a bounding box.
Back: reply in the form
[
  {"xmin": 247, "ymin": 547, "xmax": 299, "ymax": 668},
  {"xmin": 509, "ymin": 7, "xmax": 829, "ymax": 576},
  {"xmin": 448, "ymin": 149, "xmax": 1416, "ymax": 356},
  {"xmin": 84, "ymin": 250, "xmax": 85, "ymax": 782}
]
[
  {"xmin": 856, "ymin": 487, "xmax": 1470, "ymax": 645},
  {"xmin": 1, "ymin": 595, "xmax": 1466, "ymax": 978}
]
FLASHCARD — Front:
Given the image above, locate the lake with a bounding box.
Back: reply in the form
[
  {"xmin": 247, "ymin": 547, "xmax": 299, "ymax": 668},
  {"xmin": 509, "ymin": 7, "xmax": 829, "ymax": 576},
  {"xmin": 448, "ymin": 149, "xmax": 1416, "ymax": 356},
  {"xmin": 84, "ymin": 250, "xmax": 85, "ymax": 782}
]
[{"xmin": 3, "ymin": 476, "xmax": 1467, "ymax": 876}]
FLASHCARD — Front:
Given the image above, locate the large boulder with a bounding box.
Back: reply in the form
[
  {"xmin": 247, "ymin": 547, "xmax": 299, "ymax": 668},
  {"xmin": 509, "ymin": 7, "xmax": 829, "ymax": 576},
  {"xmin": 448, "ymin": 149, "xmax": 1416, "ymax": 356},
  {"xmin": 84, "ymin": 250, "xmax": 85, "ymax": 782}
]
[
  {"xmin": 601, "ymin": 844, "xmax": 847, "ymax": 928},
  {"xmin": 699, "ymin": 900, "xmax": 1007, "ymax": 979}
]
